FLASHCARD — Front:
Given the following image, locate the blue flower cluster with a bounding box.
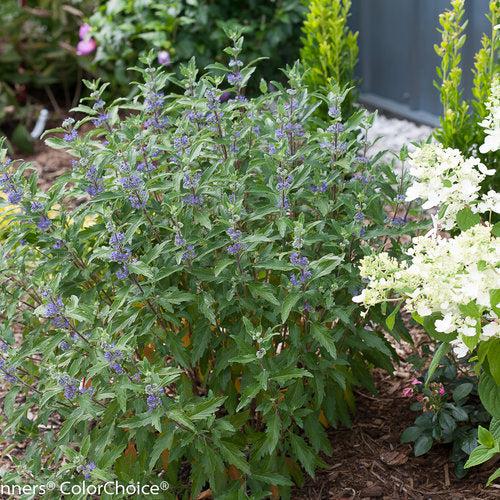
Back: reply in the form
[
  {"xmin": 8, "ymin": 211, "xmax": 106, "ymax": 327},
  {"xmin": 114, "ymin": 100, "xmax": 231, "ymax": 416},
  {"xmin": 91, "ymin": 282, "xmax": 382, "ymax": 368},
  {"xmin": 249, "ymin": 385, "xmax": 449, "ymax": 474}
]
[
  {"xmin": 109, "ymin": 232, "xmax": 131, "ymax": 279},
  {"xmin": 43, "ymin": 295, "xmax": 70, "ymax": 329},
  {"xmin": 85, "ymin": 166, "xmax": 104, "ymax": 197},
  {"xmin": 0, "ymin": 159, "xmax": 23, "ymax": 204},
  {"xmin": 103, "ymin": 343, "xmax": 124, "ymax": 374},
  {"xmin": 174, "ymin": 231, "xmax": 196, "ymax": 262},
  {"xmin": 226, "ymin": 227, "xmax": 244, "ymax": 255},
  {"xmin": 119, "ymin": 172, "xmax": 148, "ymax": 209},
  {"xmin": 0, "ymin": 358, "xmax": 17, "ymax": 383},
  {"xmin": 145, "ymin": 384, "xmax": 163, "ymax": 411},
  {"xmin": 289, "ymin": 252, "xmax": 312, "ymax": 287},
  {"xmin": 77, "ymin": 461, "xmax": 96, "ymax": 479}
]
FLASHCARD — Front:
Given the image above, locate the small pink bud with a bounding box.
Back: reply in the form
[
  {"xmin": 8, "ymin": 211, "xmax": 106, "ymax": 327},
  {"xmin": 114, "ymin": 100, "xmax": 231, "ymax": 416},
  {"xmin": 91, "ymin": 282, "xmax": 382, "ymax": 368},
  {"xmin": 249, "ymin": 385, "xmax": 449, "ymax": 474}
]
[
  {"xmin": 76, "ymin": 38, "xmax": 97, "ymax": 56},
  {"xmin": 402, "ymin": 387, "xmax": 413, "ymax": 398},
  {"xmin": 438, "ymin": 386, "xmax": 445, "ymax": 396},
  {"xmin": 79, "ymin": 23, "xmax": 91, "ymax": 39},
  {"xmin": 158, "ymin": 50, "xmax": 171, "ymax": 66},
  {"xmin": 411, "ymin": 378, "xmax": 422, "ymax": 385}
]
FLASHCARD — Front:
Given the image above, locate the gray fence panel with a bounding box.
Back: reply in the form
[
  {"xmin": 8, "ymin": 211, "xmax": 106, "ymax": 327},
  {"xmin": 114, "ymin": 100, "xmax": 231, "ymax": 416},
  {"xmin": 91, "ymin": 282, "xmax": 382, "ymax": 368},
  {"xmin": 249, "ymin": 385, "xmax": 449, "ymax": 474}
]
[{"xmin": 349, "ymin": 0, "xmax": 492, "ymax": 125}]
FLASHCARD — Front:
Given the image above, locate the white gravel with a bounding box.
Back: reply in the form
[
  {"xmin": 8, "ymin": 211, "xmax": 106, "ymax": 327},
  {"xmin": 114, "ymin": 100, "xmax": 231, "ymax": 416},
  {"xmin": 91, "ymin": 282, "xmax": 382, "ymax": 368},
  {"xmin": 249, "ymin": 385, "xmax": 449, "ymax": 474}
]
[{"xmin": 366, "ymin": 113, "xmax": 434, "ymax": 162}]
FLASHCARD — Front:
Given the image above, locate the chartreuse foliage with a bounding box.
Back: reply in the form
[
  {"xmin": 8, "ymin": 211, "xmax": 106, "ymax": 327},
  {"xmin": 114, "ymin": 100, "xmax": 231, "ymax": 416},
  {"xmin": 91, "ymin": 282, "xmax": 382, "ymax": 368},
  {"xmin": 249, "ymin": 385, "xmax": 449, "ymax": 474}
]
[
  {"xmin": 434, "ymin": 0, "xmax": 499, "ymax": 176},
  {"xmin": 0, "ymin": 33, "xmax": 416, "ymax": 498},
  {"xmin": 300, "ymin": 0, "xmax": 358, "ymax": 117}
]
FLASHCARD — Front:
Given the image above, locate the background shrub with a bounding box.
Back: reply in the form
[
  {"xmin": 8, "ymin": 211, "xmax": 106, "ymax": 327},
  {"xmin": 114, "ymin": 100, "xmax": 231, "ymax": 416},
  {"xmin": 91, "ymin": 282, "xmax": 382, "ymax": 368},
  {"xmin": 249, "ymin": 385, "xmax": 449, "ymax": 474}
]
[
  {"xmin": 0, "ymin": 0, "xmax": 97, "ymax": 150},
  {"xmin": 300, "ymin": 0, "xmax": 358, "ymax": 117},
  {"xmin": 0, "ymin": 34, "xmax": 421, "ymax": 496},
  {"xmin": 434, "ymin": 0, "xmax": 499, "ymax": 183},
  {"xmin": 87, "ymin": 0, "xmax": 306, "ymax": 92}
]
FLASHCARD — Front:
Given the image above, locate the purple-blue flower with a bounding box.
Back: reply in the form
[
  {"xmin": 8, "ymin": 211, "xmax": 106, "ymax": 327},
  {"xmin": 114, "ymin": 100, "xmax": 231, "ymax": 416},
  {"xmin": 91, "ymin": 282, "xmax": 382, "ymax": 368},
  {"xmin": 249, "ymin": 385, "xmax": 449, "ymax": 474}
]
[
  {"xmin": 182, "ymin": 194, "xmax": 203, "ymax": 206},
  {"xmin": 182, "ymin": 245, "xmax": 196, "ymax": 261},
  {"xmin": 37, "ymin": 216, "xmax": 52, "ymax": 231},
  {"xmin": 58, "ymin": 374, "xmax": 78, "ymax": 400},
  {"xmin": 92, "ymin": 113, "xmax": 109, "ymax": 127},
  {"xmin": 63, "ymin": 129, "xmax": 78, "ymax": 142},
  {"xmin": 277, "ymin": 175, "xmax": 293, "ymax": 191},
  {"xmin": 354, "ymin": 212, "xmax": 365, "ymax": 222}
]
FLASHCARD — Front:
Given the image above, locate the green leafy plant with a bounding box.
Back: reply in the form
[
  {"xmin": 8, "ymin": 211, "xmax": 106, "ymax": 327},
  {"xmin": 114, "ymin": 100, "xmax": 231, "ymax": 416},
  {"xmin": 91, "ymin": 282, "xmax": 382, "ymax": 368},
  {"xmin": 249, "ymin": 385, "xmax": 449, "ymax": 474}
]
[
  {"xmin": 0, "ymin": 33, "xmax": 418, "ymax": 497},
  {"xmin": 0, "ymin": 0, "xmax": 97, "ymax": 149},
  {"xmin": 401, "ymin": 355, "xmax": 489, "ymax": 478},
  {"xmin": 434, "ymin": 0, "xmax": 499, "ymax": 178},
  {"xmin": 86, "ymin": 0, "xmax": 307, "ymax": 93},
  {"xmin": 465, "ymin": 418, "xmax": 500, "ymax": 486},
  {"xmin": 300, "ymin": 0, "xmax": 358, "ymax": 117}
]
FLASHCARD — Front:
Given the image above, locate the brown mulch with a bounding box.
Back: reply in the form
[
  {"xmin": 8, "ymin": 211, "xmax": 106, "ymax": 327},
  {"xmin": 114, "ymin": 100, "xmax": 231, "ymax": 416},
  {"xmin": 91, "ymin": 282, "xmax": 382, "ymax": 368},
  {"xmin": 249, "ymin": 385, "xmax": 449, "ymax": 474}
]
[
  {"xmin": 15, "ymin": 139, "xmax": 74, "ymax": 190},
  {"xmin": 294, "ymin": 327, "xmax": 499, "ymax": 500}
]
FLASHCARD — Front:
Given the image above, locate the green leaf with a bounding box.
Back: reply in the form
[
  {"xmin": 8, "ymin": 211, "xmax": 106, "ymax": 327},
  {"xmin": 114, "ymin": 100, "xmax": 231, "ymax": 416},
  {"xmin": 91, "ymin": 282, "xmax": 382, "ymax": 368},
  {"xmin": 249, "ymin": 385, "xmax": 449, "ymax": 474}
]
[
  {"xmin": 414, "ymin": 434, "xmax": 433, "ymax": 456},
  {"xmin": 455, "ymin": 207, "xmax": 481, "ymax": 231},
  {"xmin": 385, "ymin": 304, "xmax": 401, "ymax": 331},
  {"xmin": 479, "ymin": 372, "xmax": 500, "ymax": 419},
  {"xmin": 259, "ymin": 78, "xmax": 268, "ymax": 94},
  {"xmin": 214, "ymin": 258, "xmax": 233, "ymax": 277},
  {"xmin": 148, "ymin": 432, "xmax": 173, "ymax": 471},
  {"xmin": 453, "ymin": 383, "xmax": 473, "ymax": 402},
  {"xmin": 487, "ymin": 467, "xmax": 500, "ymax": 486},
  {"xmin": 188, "ymin": 396, "xmax": 227, "ymax": 421},
  {"xmin": 216, "ymin": 439, "xmax": 251, "ymax": 475},
  {"xmin": 310, "ymin": 323, "xmax": 337, "ymax": 358},
  {"xmin": 128, "ymin": 261, "xmax": 154, "ymax": 279},
  {"xmin": 281, "ymin": 291, "xmax": 301, "ymax": 323},
  {"xmin": 425, "ymin": 343, "xmax": 451, "ymax": 386},
  {"xmin": 400, "ymin": 426, "xmax": 422, "ymax": 443},
  {"xmin": 271, "ymin": 367, "xmax": 312, "ymax": 384},
  {"xmin": 289, "ymin": 433, "xmax": 316, "ymax": 477},
  {"xmin": 487, "ymin": 340, "xmax": 500, "ymax": 385},
  {"xmin": 263, "ymin": 412, "xmax": 281, "ymax": 455},
  {"xmin": 478, "ymin": 426, "xmax": 496, "ymax": 448},
  {"xmin": 248, "ymin": 283, "xmax": 280, "ymax": 306},
  {"xmin": 464, "ymin": 445, "xmax": 499, "ymax": 469}
]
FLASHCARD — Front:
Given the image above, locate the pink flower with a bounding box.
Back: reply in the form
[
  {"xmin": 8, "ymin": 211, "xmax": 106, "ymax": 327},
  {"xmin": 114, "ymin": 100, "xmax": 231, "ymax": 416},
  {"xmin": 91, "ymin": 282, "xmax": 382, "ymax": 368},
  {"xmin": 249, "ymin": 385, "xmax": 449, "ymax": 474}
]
[
  {"xmin": 79, "ymin": 23, "xmax": 91, "ymax": 39},
  {"xmin": 158, "ymin": 50, "xmax": 171, "ymax": 66},
  {"xmin": 411, "ymin": 378, "xmax": 422, "ymax": 385},
  {"xmin": 438, "ymin": 385, "xmax": 445, "ymax": 396},
  {"xmin": 76, "ymin": 38, "xmax": 97, "ymax": 56},
  {"xmin": 402, "ymin": 387, "xmax": 413, "ymax": 398}
]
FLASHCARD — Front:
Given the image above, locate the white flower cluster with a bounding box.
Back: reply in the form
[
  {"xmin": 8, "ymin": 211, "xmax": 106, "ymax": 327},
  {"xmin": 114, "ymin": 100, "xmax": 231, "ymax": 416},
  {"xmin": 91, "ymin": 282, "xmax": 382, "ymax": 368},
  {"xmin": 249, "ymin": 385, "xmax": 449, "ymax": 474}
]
[
  {"xmin": 405, "ymin": 143, "xmax": 495, "ymax": 229},
  {"xmin": 354, "ymin": 224, "xmax": 500, "ymax": 358},
  {"xmin": 479, "ymin": 76, "xmax": 500, "ymax": 154}
]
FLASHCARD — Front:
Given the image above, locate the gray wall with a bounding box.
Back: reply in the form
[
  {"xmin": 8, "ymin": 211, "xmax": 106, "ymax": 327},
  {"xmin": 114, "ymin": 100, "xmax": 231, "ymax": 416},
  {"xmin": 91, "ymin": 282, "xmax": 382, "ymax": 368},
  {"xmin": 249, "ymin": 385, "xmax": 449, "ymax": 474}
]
[{"xmin": 349, "ymin": 0, "xmax": 492, "ymax": 125}]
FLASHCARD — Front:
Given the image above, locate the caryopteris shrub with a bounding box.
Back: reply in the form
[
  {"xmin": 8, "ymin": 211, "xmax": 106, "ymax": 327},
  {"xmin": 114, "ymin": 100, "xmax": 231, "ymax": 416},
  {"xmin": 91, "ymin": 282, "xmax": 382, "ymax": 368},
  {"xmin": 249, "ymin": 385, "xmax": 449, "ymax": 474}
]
[{"xmin": 0, "ymin": 33, "xmax": 417, "ymax": 498}]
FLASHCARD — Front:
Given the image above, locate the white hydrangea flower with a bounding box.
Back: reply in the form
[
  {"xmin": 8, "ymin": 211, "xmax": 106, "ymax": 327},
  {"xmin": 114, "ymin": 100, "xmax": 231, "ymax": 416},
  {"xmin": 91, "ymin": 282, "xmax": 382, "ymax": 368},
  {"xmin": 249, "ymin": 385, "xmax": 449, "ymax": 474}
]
[
  {"xmin": 472, "ymin": 189, "xmax": 500, "ymax": 214},
  {"xmin": 354, "ymin": 224, "xmax": 500, "ymax": 356},
  {"xmin": 479, "ymin": 76, "xmax": 500, "ymax": 154},
  {"xmin": 405, "ymin": 143, "xmax": 494, "ymax": 229},
  {"xmin": 451, "ymin": 339, "xmax": 469, "ymax": 358}
]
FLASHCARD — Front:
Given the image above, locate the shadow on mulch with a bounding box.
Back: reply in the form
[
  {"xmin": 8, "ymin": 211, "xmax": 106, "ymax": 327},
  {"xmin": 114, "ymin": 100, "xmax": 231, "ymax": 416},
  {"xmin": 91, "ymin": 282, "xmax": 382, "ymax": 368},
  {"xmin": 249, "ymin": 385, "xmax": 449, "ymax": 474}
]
[{"xmin": 294, "ymin": 370, "xmax": 498, "ymax": 500}]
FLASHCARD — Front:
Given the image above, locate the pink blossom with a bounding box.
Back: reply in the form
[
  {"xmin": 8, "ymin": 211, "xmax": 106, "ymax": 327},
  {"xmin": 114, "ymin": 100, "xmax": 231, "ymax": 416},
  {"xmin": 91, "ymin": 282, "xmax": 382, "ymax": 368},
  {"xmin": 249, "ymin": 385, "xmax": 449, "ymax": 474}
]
[
  {"xmin": 158, "ymin": 50, "xmax": 171, "ymax": 66},
  {"xmin": 79, "ymin": 23, "xmax": 91, "ymax": 39},
  {"xmin": 76, "ymin": 38, "xmax": 96, "ymax": 56},
  {"xmin": 411, "ymin": 378, "xmax": 422, "ymax": 385},
  {"xmin": 402, "ymin": 387, "xmax": 413, "ymax": 398},
  {"xmin": 438, "ymin": 385, "xmax": 445, "ymax": 396}
]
